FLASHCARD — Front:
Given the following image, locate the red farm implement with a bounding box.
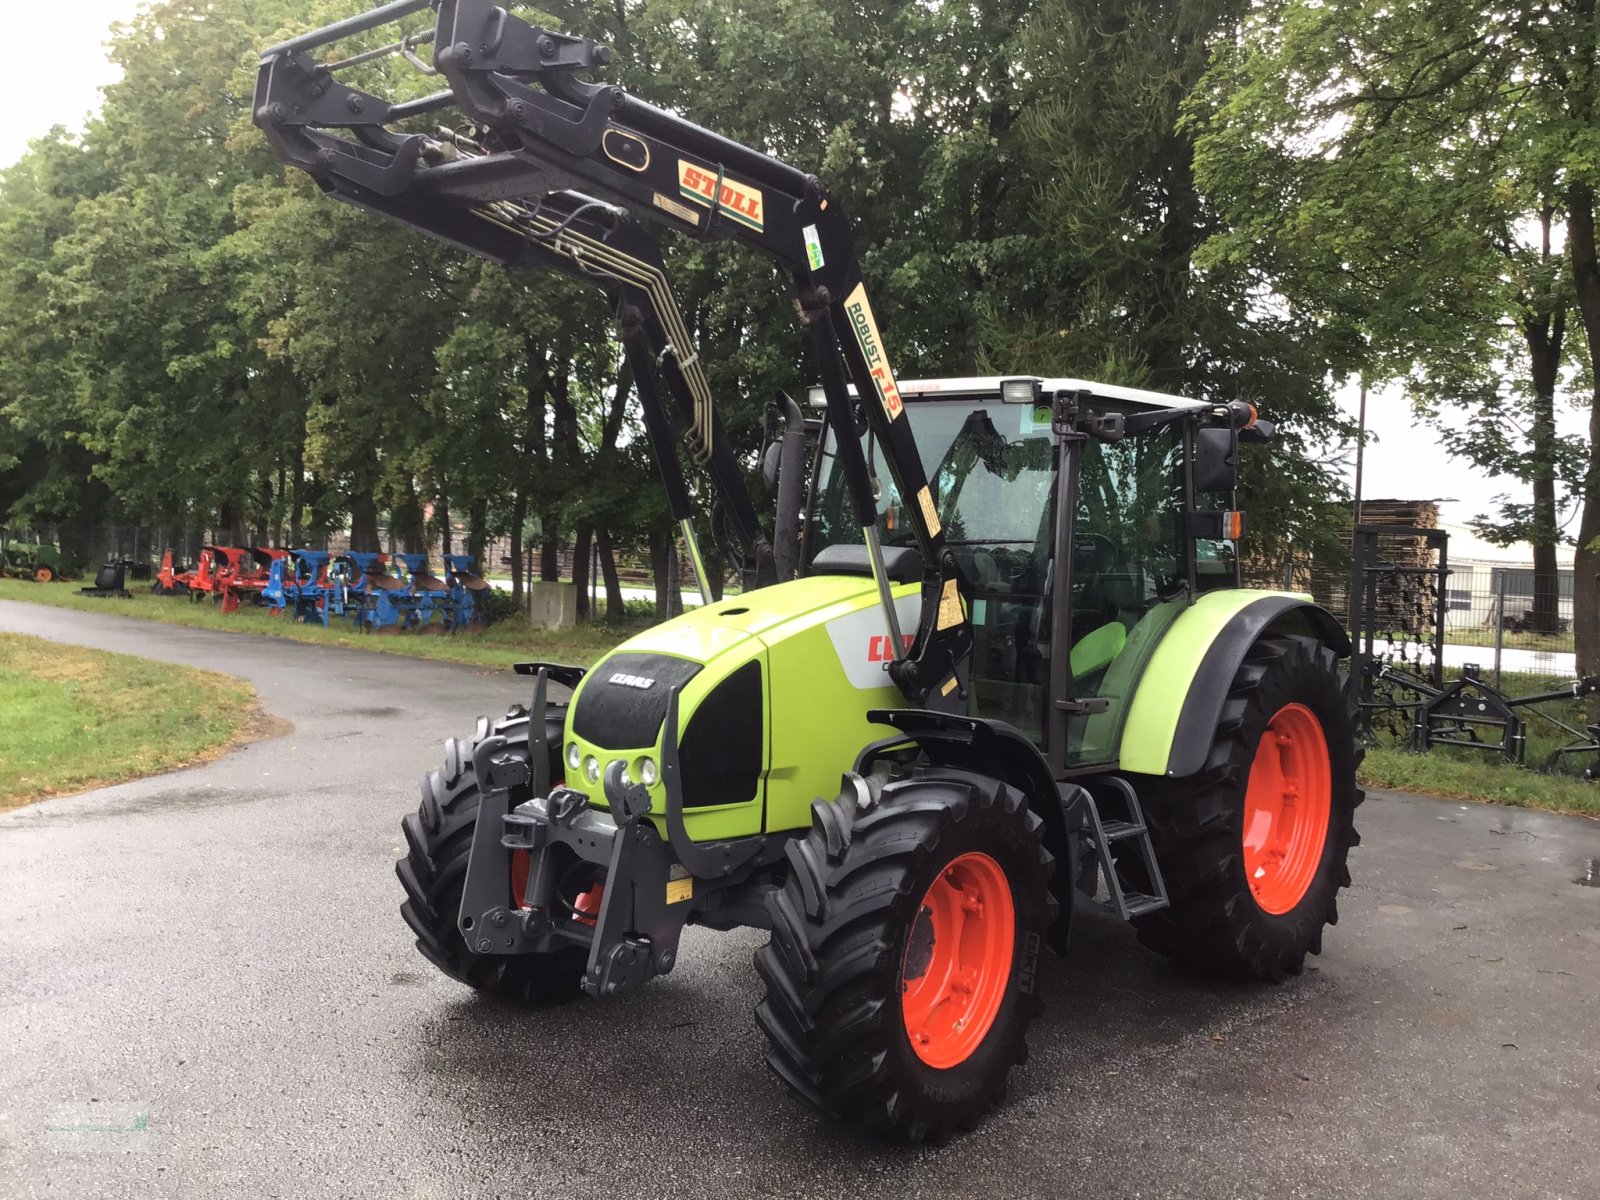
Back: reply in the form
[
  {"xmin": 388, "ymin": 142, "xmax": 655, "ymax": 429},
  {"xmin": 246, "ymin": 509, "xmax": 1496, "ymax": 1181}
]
[{"xmin": 162, "ymin": 546, "xmax": 288, "ymax": 613}]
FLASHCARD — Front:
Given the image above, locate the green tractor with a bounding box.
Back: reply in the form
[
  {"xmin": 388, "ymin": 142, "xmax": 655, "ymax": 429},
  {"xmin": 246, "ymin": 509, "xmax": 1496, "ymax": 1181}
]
[
  {"xmin": 258, "ymin": 3, "xmax": 1360, "ymax": 1142},
  {"xmin": 0, "ymin": 529, "xmax": 63, "ymax": 583}
]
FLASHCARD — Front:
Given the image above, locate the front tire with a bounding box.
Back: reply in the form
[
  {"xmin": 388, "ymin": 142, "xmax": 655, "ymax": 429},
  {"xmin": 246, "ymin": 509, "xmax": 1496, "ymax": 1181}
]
[
  {"xmin": 755, "ymin": 768, "xmax": 1055, "ymax": 1143},
  {"xmin": 1130, "ymin": 634, "xmax": 1362, "ymax": 981},
  {"xmin": 396, "ymin": 706, "xmax": 587, "ymax": 1004}
]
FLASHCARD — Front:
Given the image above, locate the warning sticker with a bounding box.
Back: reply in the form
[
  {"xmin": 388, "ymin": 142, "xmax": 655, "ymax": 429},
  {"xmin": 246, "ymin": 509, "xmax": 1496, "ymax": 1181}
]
[
  {"xmin": 916, "ymin": 486, "xmax": 942, "ymax": 537},
  {"xmin": 936, "ymin": 578, "xmax": 965, "ymax": 629},
  {"xmin": 666, "ymin": 876, "xmax": 694, "ymax": 905}
]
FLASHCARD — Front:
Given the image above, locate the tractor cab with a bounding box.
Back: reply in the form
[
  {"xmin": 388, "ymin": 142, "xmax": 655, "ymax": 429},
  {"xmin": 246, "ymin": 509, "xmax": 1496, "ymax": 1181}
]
[{"xmin": 804, "ymin": 376, "xmax": 1247, "ymax": 763}]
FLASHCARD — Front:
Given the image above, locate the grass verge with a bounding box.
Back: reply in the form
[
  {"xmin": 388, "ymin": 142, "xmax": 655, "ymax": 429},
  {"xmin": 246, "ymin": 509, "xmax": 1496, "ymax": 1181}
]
[
  {"xmin": 1360, "ymin": 747, "xmax": 1600, "ymax": 819},
  {"xmin": 0, "ymin": 578, "xmax": 627, "ymax": 670},
  {"xmin": 0, "ymin": 633, "xmax": 260, "ymax": 809}
]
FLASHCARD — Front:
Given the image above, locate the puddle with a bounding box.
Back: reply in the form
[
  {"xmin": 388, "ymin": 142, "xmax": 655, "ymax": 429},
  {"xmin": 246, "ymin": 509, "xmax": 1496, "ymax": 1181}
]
[
  {"xmin": 1576, "ymin": 858, "xmax": 1599, "ymax": 888},
  {"xmin": 349, "ymin": 706, "xmax": 403, "ymax": 719}
]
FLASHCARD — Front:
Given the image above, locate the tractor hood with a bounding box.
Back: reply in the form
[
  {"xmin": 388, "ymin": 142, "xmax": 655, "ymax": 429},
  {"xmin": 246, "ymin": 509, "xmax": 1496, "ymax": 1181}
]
[{"xmin": 561, "ymin": 574, "xmax": 920, "ymax": 841}]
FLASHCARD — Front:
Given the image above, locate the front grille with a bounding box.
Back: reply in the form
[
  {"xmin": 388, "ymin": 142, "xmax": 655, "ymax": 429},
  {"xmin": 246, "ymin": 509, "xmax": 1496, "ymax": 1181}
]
[{"xmin": 570, "ymin": 652, "xmax": 704, "ymax": 748}]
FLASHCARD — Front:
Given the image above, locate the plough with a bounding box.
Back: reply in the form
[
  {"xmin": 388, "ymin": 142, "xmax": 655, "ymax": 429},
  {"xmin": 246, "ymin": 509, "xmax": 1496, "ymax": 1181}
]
[{"xmin": 188, "ymin": 545, "xmax": 497, "ymax": 633}]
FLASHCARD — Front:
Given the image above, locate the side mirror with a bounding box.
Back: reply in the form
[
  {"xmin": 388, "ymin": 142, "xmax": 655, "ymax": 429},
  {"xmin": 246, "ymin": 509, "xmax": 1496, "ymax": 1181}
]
[
  {"xmin": 1193, "ymin": 427, "xmax": 1238, "ymax": 494},
  {"xmin": 761, "ymin": 440, "xmax": 782, "ymax": 491},
  {"xmin": 1239, "ymin": 419, "xmax": 1275, "ymax": 444}
]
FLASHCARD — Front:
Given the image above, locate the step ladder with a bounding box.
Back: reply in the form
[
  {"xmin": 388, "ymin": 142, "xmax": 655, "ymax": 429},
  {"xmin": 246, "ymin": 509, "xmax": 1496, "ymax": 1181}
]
[{"xmin": 1063, "ymin": 777, "xmax": 1170, "ymax": 920}]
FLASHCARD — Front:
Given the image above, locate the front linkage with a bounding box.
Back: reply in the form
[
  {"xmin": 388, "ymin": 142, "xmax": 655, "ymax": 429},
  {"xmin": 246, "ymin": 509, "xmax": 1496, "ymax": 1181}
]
[{"xmin": 457, "ymin": 670, "xmax": 779, "ymax": 998}]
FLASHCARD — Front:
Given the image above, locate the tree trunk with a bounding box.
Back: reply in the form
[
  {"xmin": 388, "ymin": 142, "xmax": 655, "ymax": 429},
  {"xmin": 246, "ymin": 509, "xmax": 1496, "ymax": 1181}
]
[
  {"xmin": 289, "ymin": 441, "xmax": 305, "ymax": 547},
  {"xmin": 540, "ymin": 523, "xmax": 561, "ymax": 582},
  {"xmin": 218, "ymin": 501, "xmax": 246, "ymax": 547},
  {"xmin": 508, "ymin": 487, "xmax": 527, "ymax": 608},
  {"xmin": 390, "ymin": 479, "xmax": 427, "ymax": 554},
  {"xmin": 1524, "ymin": 291, "xmax": 1564, "ymax": 636},
  {"xmin": 597, "ymin": 526, "xmax": 624, "ymax": 619},
  {"xmin": 273, "ymin": 463, "xmax": 286, "ymax": 547},
  {"xmin": 649, "ymin": 525, "xmax": 673, "ymax": 619},
  {"xmin": 467, "ymin": 497, "xmax": 489, "ymax": 573},
  {"xmin": 571, "ymin": 523, "xmax": 594, "ymax": 621},
  {"xmin": 348, "ymin": 491, "xmax": 379, "ymax": 554},
  {"xmin": 1567, "ymin": 184, "xmax": 1600, "ymax": 677}
]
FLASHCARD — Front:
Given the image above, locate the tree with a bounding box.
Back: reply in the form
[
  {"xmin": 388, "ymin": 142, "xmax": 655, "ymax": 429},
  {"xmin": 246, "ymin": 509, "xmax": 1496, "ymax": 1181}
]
[
  {"xmin": 1001, "ymin": 0, "xmax": 1355, "ymax": 574},
  {"xmin": 1194, "ymin": 0, "xmax": 1599, "ymax": 641}
]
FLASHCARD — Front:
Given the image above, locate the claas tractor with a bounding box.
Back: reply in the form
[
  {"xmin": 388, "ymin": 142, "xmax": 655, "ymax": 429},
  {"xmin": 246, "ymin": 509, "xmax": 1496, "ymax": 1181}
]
[{"xmin": 257, "ymin": 2, "xmax": 1361, "ymax": 1142}]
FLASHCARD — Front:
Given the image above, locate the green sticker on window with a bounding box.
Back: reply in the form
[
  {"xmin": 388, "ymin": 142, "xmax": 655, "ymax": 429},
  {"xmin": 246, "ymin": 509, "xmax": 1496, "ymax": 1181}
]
[
  {"xmin": 1022, "ymin": 405, "xmax": 1052, "ymax": 435},
  {"xmin": 803, "ymin": 224, "xmax": 825, "ymax": 271}
]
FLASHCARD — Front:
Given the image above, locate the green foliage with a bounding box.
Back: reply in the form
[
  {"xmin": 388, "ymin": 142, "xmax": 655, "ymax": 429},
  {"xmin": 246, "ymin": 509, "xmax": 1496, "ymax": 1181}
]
[
  {"xmin": 1193, "ymin": 0, "xmax": 1600, "ymax": 574},
  {"xmin": 0, "ymin": 0, "xmax": 1366, "ymax": 599}
]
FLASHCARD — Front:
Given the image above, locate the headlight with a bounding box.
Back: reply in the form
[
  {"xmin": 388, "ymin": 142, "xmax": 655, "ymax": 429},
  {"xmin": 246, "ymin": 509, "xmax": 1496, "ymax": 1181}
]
[
  {"xmin": 566, "ymin": 742, "xmax": 581, "ymax": 771},
  {"xmin": 583, "ymin": 755, "xmax": 600, "ymax": 784},
  {"xmin": 638, "ymin": 757, "xmax": 658, "ymax": 786}
]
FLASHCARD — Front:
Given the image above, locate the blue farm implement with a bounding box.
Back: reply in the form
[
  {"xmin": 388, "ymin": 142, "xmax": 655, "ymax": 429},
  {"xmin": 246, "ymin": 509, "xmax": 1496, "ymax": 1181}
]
[
  {"xmin": 442, "ymin": 554, "xmax": 491, "ymax": 632},
  {"xmin": 341, "ymin": 552, "xmax": 415, "ymax": 633},
  {"xmin": 263, "ymin": 550, "xmax": 341, "ymax": 625},
  {"xmin": 392, "ymin": 553, "xmax": 456, "ymax": 633}
]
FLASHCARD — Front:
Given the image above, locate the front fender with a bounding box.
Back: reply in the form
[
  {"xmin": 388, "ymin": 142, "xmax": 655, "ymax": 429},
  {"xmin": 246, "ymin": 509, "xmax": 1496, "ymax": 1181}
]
[{"xmin": 1119, "ymin": 591, "xmax": 1349, "ymax": 778}]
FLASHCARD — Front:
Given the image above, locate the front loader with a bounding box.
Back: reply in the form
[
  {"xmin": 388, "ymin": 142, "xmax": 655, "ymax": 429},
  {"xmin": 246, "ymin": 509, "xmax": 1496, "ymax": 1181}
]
[{"xmin": 257, "ymin": 1, "xmax": 1362, "ymax": 1142}]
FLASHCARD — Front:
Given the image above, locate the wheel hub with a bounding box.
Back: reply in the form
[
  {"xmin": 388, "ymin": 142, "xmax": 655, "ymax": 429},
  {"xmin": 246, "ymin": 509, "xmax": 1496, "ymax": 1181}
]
[
  {"xmin": 1242, "ymin": 702, "xmax": 1333, "ymax": 914},
  {"xmin": 899, "ymin": 851, "xmax": 1015, "ymax": 1069}
]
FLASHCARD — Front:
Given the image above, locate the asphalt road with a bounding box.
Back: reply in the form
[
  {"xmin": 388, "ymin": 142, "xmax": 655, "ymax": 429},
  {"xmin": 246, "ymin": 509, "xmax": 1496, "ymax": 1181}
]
[{"xmin": 2, "ymin": 599, "xmax": 1598, "ymax": 1200}]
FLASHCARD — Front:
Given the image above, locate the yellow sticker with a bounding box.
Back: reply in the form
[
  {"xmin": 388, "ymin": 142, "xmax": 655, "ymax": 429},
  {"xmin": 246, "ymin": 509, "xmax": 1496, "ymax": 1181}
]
[
  {"xmin": 940, "ymin": 676, "xmax": 959, "ymax": 696},
  {"xmin": 917, "ymin": 486, "xmax": 942, "ymax": 537},
  {"xmin": 666, "ymin": 876, "xmax": 694, "ymax": 905},
  {"xmin": 677, "ymin": 160, "xmax": 765, "ymax": 231},
  {"xmin": 843, "ymin": 283, "xmax": 904, "ymax": 422},
  {"xmin": 936, "ymin": 578, "xmax": 964, "ymax": 629}
]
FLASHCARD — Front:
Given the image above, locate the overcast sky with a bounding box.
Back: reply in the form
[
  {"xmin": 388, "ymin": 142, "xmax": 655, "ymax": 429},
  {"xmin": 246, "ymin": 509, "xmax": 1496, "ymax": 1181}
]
[
  {"xmin": 0, "ymin": 2, "xmax": 136, "ymax": 170},
  {"xmin": 0, "ymin": 1, "xmax": 1582, "ymax": 540}
]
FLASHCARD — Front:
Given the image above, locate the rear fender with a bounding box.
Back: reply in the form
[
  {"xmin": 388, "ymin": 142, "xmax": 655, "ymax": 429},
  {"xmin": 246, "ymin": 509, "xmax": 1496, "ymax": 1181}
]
[{"xmin": 1120, "ymin": 592, "xmax": 1349, "ymax": 778}]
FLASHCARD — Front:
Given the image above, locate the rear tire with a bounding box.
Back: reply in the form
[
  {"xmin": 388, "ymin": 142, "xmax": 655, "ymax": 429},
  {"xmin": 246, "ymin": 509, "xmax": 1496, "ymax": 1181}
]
[
  {"xmin": 755, "ymin": 768, "xmax": 1055, "ymax": 1143},
  {"xmin": 397, "ymin": 705, "xmax": 587, "ymax": 1004},
  {"xmin": 1129, "ymin": 634, "xmax": 1362, "ymax": 981}
]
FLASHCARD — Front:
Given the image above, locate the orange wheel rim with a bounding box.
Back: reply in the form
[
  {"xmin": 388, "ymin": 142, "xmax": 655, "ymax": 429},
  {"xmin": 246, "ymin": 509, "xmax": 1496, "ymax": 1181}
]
[
  {"xmin": 1243, "ymin": 702, "xmax": 1332, "ymax": 915},
  {"xmin": 899, "ymin": 851, "xmax": 1015, "ymax": 1069}
]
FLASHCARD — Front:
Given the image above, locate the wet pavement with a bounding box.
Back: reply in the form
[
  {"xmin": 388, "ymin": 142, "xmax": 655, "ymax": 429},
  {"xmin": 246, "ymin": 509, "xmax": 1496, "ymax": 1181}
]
[{"xmin": 2, "ymin": 599, "xmax": 1598, "ymax": 1199}]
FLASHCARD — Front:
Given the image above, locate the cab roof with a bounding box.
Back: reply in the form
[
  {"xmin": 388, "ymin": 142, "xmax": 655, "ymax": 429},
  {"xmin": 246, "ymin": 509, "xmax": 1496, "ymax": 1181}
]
[{"xmin": 814, "ymin": 376, "xmax": 1209, "ymax": 411}]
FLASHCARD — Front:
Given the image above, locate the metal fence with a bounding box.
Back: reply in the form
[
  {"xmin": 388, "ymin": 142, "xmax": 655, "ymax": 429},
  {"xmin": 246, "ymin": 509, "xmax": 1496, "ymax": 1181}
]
[{"xmin": 1439, "ymin": 565, "xmax": 1576, "ymax": 684}]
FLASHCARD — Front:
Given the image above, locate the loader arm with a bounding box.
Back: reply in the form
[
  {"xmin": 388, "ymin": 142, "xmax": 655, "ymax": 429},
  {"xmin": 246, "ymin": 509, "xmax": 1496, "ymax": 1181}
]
[{"xmin": 254, "ymin": 0, "xmax": 970, "ymax": 706}]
